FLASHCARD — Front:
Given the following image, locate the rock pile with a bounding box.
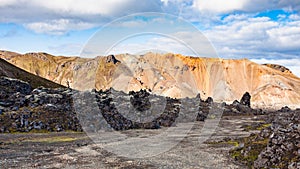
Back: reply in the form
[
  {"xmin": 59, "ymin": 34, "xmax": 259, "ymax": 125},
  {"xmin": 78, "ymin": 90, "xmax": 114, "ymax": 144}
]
[
  {"xmin": 230, "ymin": 107, "xmax": 299, "ymax": 168},
  {"xmin": 0, "ymin": 76, "xmax": 267, "ymax": 133},
  {"xmin": 76, "ymin": 88, "xmax": 183, "ymax": 131},
  {"xmin": 254, "ymin": 109, "xmax": 300, "ymax": 168},
  {"xmin": 0, "ymin": 77, "xmax": 31, "ymax": 96},
  {"xmin": 86, "ymin": 90, "xmax": 263, "ymax": 131},
  {"xmin": 0, "ymin": 77, "xmax": 81, "ymax": 132}
]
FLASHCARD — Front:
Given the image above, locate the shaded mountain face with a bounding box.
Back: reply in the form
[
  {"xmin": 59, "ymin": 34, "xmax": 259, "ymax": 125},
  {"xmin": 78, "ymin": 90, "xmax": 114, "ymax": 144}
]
[
  {"xmin": 1, "ymin": 51, "xmax": 299, "ymax": 109},
  {"xmin": 0, "ymin": 58, "xmax": 64, "ymax": 89}
]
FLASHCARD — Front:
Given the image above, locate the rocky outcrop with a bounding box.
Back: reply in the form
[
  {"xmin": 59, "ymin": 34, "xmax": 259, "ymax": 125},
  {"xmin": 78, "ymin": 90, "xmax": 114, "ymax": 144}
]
[
  {"xmin": 229, "ymin": 105, "xmax": 299, "ymax": 168},
  {"xmin": 67, "ymin": 88, "xmax": 268, "ymax": 131},
  {"xmin": 0, "ymin": 77, "xmax": 81, "ymax": 133},
  {"xmin": 253, "ymin": 109, "xmax": 300, "ymax": 168},
  {"xmin": 240, "ymin": 92, "xmax": 251, "ymax": 107},
  {"xmin": 75, "ymin": 88, "xmax": 203, "ymax": 131},
  {"xmin": 1, "ymin": 76, "xmax": 263, "ymax": 133},
  {"xmin": 263, "ymin": 63, "xmax": 293, "ymax": 74},
  {"xmin": 106, "ymin": 55, "xmax": 120, "ymax": 64}
]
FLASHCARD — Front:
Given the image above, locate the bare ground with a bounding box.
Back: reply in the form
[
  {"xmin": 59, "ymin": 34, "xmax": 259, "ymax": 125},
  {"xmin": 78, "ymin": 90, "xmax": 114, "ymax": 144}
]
[{"xmin": 0, "ymin": 115, "xmax": 263, "ymax": 169}]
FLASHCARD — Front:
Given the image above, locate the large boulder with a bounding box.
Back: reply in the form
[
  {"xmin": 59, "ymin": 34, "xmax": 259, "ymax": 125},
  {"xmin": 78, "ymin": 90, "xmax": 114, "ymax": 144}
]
[
  {"xmin": 240, "ymin": 92, "xmax": 251, "ymax": 107},
  {"xmin": 106, "ymin": 55, "xmax": 120, "ymax": 64}
]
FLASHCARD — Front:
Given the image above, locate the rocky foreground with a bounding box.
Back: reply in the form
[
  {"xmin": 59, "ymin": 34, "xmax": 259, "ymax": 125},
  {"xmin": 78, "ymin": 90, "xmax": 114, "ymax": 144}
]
[
  {"xmin": 0, "ymin": 76, "xmax": 260, "ymax": 133},
  {"xmin": 0, "ymin": 76, "xmax": 299, "ymax": 168},
  {"xmin": 0, "ymin": 77, "xmax": 81, "ymax": 132},
  {"xmin": 228, "ymin": 107, "xmax": 300, "ymax": 168}
]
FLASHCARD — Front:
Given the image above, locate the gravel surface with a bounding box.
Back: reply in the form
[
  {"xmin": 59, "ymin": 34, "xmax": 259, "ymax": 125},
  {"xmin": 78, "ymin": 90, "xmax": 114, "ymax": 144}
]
[{"xmin": 0, "ymin": 115, "xmax": 261, "ymax": 169}]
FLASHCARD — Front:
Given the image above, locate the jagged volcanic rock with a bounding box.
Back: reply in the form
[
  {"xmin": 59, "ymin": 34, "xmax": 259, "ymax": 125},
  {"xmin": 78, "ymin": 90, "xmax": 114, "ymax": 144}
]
[
  {"xmin": 106, "ymin": 55, "xmax": 120, "ymax": 64},
  {"xmin": 0, "ymin": 77, "xmax": 81, "ymax": 132},
  {"xmin": 240, "ymin": 92, "xmax": 251, "ymax": 107}
]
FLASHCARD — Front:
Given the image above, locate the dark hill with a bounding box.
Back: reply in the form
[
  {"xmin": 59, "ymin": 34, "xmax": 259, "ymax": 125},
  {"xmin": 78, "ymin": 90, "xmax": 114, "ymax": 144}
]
[{"xmin": 0, "ymin": 58, "xmax": 64, "ymax": 89}]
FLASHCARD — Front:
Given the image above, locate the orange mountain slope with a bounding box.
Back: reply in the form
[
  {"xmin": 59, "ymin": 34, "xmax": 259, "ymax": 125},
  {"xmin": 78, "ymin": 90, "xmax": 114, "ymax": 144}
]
[
  {"xmin": 1, "ymin": 51, "xmax": 299, "ymax": 109},
  {"xmin": 0, "ymin": 56, "xmax": 64, "ymax": 89}
]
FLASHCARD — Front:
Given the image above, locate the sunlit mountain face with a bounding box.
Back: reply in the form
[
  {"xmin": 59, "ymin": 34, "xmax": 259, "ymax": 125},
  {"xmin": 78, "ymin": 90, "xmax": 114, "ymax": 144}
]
[{"xmin": 1, "ymin": 51, "xmax": 299, "ymax": 109}]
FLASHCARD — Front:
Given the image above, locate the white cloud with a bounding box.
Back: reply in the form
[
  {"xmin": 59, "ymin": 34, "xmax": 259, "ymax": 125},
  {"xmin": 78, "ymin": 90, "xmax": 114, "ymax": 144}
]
[
  {"xmin": 0, "ymin": 0, "xmax": 163, "ymax": 34},
  {"xmin": 193, "ymin": 0, "xmax": 247, "ymax": 13},
  {"xmin": 266, "ymin": 23, "xmax": 300, "ymax": 51},
  {"xmin": 108, "ymin": 34, "xmax": 194, "ymax": 55},
  {"xmin": 25, "ymin": 19, "xmax": 95, "ymax": 35},
  {"xmin": 1, "ymin": 0, "xmax": 300, "ymax": 35},
  {"xmin": 30, "ymin": 0, "xmax": 137, "ymax": 16},
  {"xmin": 1, "ymin": 0, "xmax": 163, "ymax": 16},
  {"xmin": 0, "ymin": 0, "xmax": 18, "ymax": 7},
  {"xmin": 289, "ymin": 14, "xmax": 300, "ymax": 20},
  {"xmin": 105, "ymin": 30, "xmax": 218, "ymax": 58},
  {"xmin": 222, "ymin": 14, "xmax": 250, "ymax": 23},
  {"xmin": 116, "ymin": 20, "xmax": 148, "ymax": 28},
  {"xmin": 161, "ymin": 0, "xmax": 169, "ymax": 6},
  {"xmin": 204, "ymin": 14, "xmax": 300, "ymax": 59},
  {"xmin": 192, "ymin": 0, "xmax": 300, "ymax": 14},
  {"xmin": 277, "ymin": 14, "xmax": 287, "ymax": 20}
]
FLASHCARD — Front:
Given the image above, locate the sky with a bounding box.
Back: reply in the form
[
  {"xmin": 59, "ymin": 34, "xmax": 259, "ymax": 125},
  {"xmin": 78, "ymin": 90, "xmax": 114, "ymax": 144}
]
[{"xmin": 0, "ymin": 0, "xmax": 300, "ymax": 76}]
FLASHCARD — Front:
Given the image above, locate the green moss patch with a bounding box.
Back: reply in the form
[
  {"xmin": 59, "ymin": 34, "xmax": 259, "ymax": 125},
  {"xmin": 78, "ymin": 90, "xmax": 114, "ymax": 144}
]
[
  {"xmin": 23, "ymin": 136, "xmax": 78, "ymax": 143},
  {"xmin": 229, "ymin": 135, "xmax": 269, "ymax": 168}
]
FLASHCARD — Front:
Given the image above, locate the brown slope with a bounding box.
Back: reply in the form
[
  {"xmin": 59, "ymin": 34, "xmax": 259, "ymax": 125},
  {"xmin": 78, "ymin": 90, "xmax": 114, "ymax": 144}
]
[
  {"xmin": 0, "ymin": 58, "xmax": 64, "ymax": 89},
  {"xmin": 1, "ymin": 51, "xmax": 299, "ymax": 109},
  {"xmin": 0, "ymin": 51, "xmax": 99, "ymax": 88},
  {"xmin": 0, "ymin": 50, "xmax": 20, "ymax": 59}
]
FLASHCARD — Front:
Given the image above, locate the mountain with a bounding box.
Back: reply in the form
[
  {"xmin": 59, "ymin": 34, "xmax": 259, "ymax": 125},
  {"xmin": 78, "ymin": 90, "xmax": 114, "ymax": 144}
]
[
  {"xmin": 0, "ymin": 56, "xmax": 64, "ymax": 89},
  {"xmin": 0, "ymin": 51, "xmax": 299, "ymax": 109}
]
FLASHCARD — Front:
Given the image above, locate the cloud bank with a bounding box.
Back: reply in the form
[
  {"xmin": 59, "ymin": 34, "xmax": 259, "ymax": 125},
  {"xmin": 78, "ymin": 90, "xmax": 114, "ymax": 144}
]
[
  {"xmin": 0, "ymin": 0, "xmax": 299, "ymax": 76},
  {"xmin": 0, "ymin": 0, "xmax": 163, "ymax": 34}
]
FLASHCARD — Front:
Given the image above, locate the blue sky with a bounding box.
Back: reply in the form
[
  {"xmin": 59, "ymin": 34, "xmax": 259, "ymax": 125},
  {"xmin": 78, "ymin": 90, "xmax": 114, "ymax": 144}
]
[{"xmin": 0, "ymin": 0, "xmax": 300, "ymax": 76}]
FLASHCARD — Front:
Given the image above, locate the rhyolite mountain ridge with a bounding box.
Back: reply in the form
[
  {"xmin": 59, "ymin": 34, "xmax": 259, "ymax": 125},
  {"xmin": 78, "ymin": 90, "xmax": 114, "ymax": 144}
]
[
  {"xmin": 0, "ymin": 56, "xmax": 64, "ymax": 89},
  {"xmin": 1, "ymin": 50, "xmax": 299, "ymax": 109}
]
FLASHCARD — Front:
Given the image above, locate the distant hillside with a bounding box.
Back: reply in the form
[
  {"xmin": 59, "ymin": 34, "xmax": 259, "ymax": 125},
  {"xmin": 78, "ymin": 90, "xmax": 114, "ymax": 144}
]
[
  {"xmin": 0, "ymin": 58, "xmax": 64, "ymax": 89},
  {"xmin": 263, "ymin": 63, "xmax": 293, "ymax": 74},
  {"xmin": 0, "ymin": 51, "xmax": 299, "ymax": 109}
]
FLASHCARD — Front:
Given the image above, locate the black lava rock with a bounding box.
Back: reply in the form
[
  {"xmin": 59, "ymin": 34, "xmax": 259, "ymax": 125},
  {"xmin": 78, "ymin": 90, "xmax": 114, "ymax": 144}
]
[
  {"xmin": 106, "ymin": 55, "xmax": 120, "ymax": 64},
  {"xmin": 240, "ymin": 92, "xmax": 251, "ymax": 107}
]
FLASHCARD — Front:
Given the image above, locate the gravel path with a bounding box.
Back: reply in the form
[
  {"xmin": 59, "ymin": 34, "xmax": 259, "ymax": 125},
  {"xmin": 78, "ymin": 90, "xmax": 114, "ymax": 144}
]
[{"xmin": 0, "ymin": 116, "xmax": 261, "ymax": 168}]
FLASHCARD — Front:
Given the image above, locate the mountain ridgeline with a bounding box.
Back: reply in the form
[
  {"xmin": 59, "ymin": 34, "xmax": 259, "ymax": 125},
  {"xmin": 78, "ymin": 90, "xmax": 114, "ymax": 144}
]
[
  {"xmin": 0, "ymin": 50, "xmax": 299, "ymax": 109},
  {"xmin": 0, "ymin": 57, "xmax": 64, "ymax": 89}
]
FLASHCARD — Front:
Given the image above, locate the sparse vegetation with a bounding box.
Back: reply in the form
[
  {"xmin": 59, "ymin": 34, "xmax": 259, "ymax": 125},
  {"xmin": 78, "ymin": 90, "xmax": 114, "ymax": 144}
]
[
  {"xmin": 23, "ymin": 136, "xmax": 78, "ymax": 143},
  {"xmin": 230, "ymin": 135, "xmax": 269, "ymax": 168}
]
